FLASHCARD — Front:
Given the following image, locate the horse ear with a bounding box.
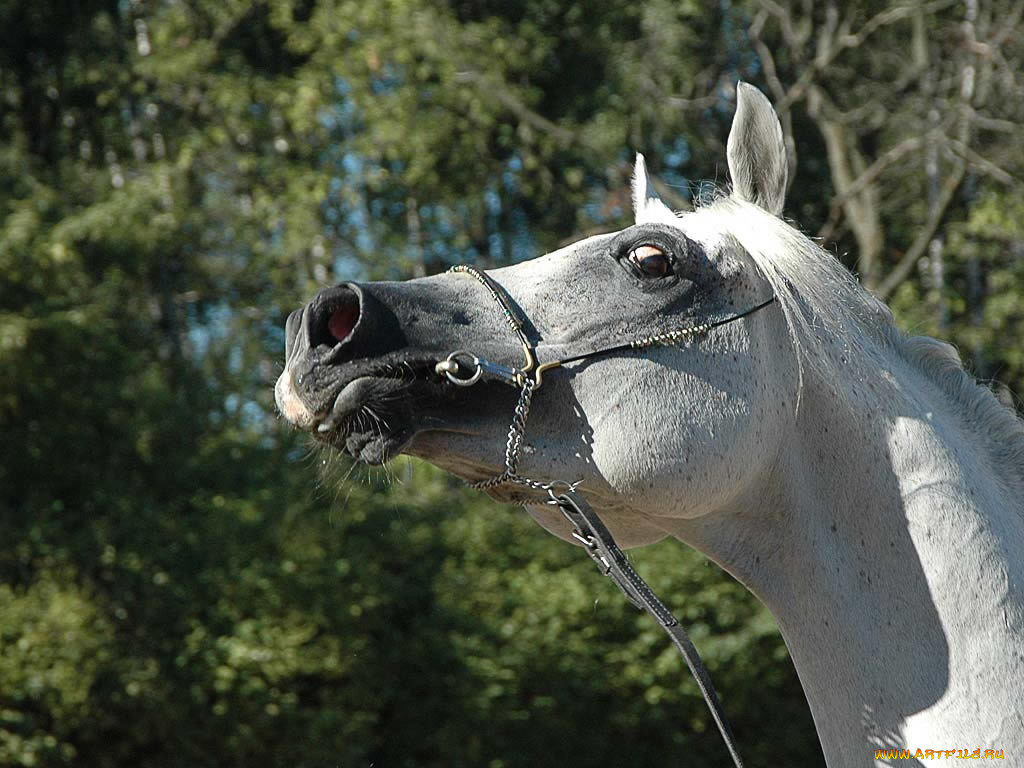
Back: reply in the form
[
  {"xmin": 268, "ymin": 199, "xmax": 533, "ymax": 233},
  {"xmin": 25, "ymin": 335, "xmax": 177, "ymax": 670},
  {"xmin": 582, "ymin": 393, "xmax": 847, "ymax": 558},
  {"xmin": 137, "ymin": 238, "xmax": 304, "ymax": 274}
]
[
  {"xmin": 727, "ymin": 82, "xmax": 788, "ymax": 216},
  {"xmin": 632, "ymin": 153, "xmax": 674, "ymax": 224}
]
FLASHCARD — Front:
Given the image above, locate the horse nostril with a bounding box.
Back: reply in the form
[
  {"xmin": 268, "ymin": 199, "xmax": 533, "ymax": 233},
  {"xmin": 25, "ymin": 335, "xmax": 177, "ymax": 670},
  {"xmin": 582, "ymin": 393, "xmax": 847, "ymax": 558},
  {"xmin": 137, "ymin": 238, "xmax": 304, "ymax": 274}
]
[
  {"xmin": 308, "ymin": 284, "xmax": 362, "ymax": 350},
  {"xmin": 328, "ymin": 304, "xmax": 359, "ymax": 343}
]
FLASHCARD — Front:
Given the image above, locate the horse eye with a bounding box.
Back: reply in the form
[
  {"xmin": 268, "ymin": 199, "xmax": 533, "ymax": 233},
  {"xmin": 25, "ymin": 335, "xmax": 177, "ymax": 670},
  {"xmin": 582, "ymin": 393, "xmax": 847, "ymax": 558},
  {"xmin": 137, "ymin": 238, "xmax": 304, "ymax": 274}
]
[{"xmin": 627, "ymin": 245, "xmax": 672, "ymax": 277}]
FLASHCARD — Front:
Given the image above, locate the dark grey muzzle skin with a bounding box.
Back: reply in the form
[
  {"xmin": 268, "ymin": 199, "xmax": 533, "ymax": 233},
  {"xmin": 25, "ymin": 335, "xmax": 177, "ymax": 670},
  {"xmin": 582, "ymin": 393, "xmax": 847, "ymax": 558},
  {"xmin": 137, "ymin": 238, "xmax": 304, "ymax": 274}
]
[{"xmin": 280, "ymin": 272, "xmax": 528, "ymax": 461}]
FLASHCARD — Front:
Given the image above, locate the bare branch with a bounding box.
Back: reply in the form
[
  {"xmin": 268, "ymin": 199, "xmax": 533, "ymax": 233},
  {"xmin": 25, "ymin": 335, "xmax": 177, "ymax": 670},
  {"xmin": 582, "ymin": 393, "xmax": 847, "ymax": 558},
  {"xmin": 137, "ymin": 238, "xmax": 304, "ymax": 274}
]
[
  {"xmin": 817, "ymin": 136, "xmax": 926, "ymax": 242},
  {"xmin": 966, "ymin": 110, "xmax": 1022, "ymax": 134},
  {"xmin": 771, "ymin": 0, "xmax": 959, "ymax": 114},
  {"xmin": 814, "ymin": 3, "xmax": 841, "ymax": 68},
  {"xmin": 837, "ymin": 0, "xmax": 960, "ymax": 49},
  {"xmin": 748, "ymin": 11, "xmax": 789, "ymax": 102},
  {"xmin": 666, "ymin": 94, "xmax": 720, "ymax": 111},
  {"xmin": 755, "ymin": 0, "xmax": 802, "ymax": 47},
  {"xmin": 946, "ymin": 138, "xmax": 1016, "ymax": 184},
  {"xmin": 990, "ymin": 0, "xmax": 1024, "ymax": 47},
  {"xmin": 875, "ymin": 163, "xmax": 966, "ymax": 300},
  {"xmin": 453, "ymin": 71, "xmax": 577, "ymax": 148},
  {"xmin": 748, "ymin": 11, "xmax": 799, "ymax": 184}
]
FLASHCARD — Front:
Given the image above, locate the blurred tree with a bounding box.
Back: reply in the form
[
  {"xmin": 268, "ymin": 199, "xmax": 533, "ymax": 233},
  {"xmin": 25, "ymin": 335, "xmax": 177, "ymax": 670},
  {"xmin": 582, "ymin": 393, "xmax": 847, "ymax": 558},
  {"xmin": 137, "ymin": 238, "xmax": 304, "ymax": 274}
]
[
  {"xmin": 2, "ymin": 0, "xmax": 1021, "ymax": 767},
  {"xmin": 734, "ymin": 0, "xmax": 1024, "ymax": 392}
]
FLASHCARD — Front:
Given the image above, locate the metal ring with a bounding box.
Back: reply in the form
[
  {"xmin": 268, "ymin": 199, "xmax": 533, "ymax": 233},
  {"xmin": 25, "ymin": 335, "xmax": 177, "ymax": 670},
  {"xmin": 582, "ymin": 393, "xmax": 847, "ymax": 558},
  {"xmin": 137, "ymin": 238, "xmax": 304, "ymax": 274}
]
[
  {"xmin": 545, "ymin": 479, "xmax": 583, "ymax": 504},
  {"xmin": 437, "ymin": 350, "xmax": 483, "ymax": 386}
]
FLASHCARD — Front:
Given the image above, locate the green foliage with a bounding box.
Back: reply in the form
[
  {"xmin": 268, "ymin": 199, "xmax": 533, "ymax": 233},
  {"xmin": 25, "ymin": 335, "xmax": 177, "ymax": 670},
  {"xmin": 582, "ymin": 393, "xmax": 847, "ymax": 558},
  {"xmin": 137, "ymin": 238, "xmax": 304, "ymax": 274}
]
[
  {"xmin": 0, "ymin": 573, "xmax": 112, "ymax": 765},
  {"xmin": 889, "ymin": 185, "xmax": 1024, "ymax": 392}
]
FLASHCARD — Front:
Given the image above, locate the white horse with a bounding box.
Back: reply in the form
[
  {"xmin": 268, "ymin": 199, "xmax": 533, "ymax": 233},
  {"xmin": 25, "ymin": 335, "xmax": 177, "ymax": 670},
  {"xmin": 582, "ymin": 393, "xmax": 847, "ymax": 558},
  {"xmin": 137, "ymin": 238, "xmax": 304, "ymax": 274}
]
[{"xmin": 276, "ymin": 83, "xmax": 1024, "ymax": 767}]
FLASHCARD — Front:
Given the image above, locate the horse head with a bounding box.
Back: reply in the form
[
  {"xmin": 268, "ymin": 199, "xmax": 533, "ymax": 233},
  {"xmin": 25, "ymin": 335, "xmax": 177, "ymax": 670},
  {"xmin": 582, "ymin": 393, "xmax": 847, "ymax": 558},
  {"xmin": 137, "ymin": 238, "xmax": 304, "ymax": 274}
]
[{"xmin": 276, "ymin": 83, "xmax": 799, "ymax": 545}]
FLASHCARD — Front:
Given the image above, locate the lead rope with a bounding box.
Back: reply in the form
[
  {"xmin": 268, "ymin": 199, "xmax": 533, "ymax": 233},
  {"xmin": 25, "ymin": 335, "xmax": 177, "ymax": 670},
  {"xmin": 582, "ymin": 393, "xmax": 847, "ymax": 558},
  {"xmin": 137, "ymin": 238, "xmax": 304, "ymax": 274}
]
[
  {"xmin": 443, "ymin": 264, "xmax": 753, "ymax": 768},
  {"xmin": 556, "ymin": 491, "xmax": 745, "ymax": 768}
]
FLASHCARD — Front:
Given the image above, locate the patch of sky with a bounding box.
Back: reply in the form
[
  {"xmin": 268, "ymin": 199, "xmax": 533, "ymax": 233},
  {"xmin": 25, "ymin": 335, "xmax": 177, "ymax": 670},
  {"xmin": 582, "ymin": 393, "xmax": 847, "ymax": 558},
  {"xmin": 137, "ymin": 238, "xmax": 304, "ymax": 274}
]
[
  {"xmin": 218, "ymin": 393, "xmax": 272, "ymax": 431},
  {"xmin": 484, "ymin": 187, "xmax": 501, "ymax": 217},
  {"xmin": 502, "ymin": 155, "xmax": 522, "ymax": 194},
  {"xmin": 188, "ymin": 324, "xmax": 211, "ymax": 361},
  {"xmin": 269, "ymin": 219, "xmax": 284, "ymax": 251},
  {"xmin": 432, "ymin": 205, "xmax": 455, "ymax": 238},
  {"xmin": 315, "ymin": 79, "xmax": 359, "ymax": 142},
  {"xmin": 488, "ymin": 232, "xmax": 504, "ymax": 262},
  {"xmin": 664, "ymin": 136, "xmax": 691, "ymax": 168},
  {"xmin": 582, "ymin": 187, "xmax": 608, "ymax": 225},
  {"xmin": 239, "ymin": 399, "xmax": 266, "ymax": 430},
  {"xmin": 341, "ymin": 152, "xmax": 361, "ymax": 174},
  {"xmin": 661, "ymin": 170, "xmax": 692, "ymax": 202},
  {"xmin": 263, "ymin": 317, "xmax": 286, "ymax": 351},
  {"xmin": 351, "ymin": 210, "xmax": 374, "ymax": 252},
  {"xmin": 228, "ymin": 345, "xmax": 243, "ymax": 375},
  {"xmin": 187, "ymin": 301, "xmax": 232, "ymax": 361},
  {"xmin": 508, "ymin": 208, "xmax": 535, "ymax": 263},
  {"xmin": 429, "ymin": 240, "xmax": 448, "ymax": 260},
  {"xmin": 333, "ymin": 252, "xmax": 367, "ymax": 282},
  {"xmin": 203, "ymin": 170, "xmax": 234, "ymax": 194},
  {"xmin": 370, "ymin": 65, "xmax": 401, "ymax": 95},
  {"xmin": 720, "ymin": 0, "xmax": 740, "ymax": 78}
]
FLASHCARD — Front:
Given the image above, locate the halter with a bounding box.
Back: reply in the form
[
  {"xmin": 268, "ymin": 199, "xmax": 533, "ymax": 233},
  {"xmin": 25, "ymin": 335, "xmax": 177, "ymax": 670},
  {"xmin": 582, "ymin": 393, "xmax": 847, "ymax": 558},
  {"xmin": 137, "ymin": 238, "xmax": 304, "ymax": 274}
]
[{"xmin": 436, "ymin": 264, "xmax": 777, "ymax": 768}]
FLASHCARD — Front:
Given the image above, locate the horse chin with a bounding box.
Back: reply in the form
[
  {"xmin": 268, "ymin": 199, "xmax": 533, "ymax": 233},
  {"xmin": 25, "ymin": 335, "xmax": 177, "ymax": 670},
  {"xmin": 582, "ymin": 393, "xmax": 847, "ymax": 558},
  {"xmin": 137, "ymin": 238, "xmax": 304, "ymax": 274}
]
[
  {"xmin": 320, "ymin": 424, "xmax": 412, "ymax": 465},
  {"xmin": 404, "ymin": 432, "xmax": 542, "ymax": 503},
  {"xmin": 310, "ymin": 374, "xmax": 422, "ymax": 464}
]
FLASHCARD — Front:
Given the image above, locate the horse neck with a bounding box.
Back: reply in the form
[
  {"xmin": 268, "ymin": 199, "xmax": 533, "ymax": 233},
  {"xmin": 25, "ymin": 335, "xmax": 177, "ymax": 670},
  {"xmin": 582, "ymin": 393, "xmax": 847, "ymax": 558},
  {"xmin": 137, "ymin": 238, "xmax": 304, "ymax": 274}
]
[{"xmin": 669, "ymin": 349, "xmax": 1024, "ymax": 765}]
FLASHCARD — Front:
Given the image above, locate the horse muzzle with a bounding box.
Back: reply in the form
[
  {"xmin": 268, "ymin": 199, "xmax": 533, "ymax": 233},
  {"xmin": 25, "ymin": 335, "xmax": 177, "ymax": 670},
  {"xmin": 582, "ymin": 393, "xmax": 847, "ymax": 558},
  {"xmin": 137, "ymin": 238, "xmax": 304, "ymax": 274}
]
[
  {"xmin": 275, "ymin": 282, "xmax": 416, "ymax": 460},
  {"xmin": 275, "ymin": 277, "xmax": 516, "ymax": 463}
]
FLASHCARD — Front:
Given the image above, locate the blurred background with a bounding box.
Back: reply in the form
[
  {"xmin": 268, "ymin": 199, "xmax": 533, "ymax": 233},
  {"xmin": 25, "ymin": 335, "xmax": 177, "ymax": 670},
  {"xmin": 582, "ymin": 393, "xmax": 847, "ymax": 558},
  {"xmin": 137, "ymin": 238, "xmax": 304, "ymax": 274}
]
[{"xmin": 2, "ymin": 1, "xmax": 1022, "ymax": 766}]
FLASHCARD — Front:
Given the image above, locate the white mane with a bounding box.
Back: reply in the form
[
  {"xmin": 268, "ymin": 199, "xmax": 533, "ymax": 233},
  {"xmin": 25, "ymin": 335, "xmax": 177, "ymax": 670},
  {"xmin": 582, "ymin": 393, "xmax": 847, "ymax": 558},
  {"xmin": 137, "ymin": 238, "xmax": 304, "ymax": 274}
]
[{"xmin": 696, "ymin": 196, "xmax": 1024, "ymax": 497}]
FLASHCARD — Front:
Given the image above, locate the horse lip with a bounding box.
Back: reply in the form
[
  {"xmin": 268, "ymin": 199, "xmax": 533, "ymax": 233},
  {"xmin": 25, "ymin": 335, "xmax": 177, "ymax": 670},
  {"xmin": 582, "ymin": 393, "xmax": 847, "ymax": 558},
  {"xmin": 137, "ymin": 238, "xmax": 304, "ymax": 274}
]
[
  {"xmin": 275, "ymin": 367, "xmax": 318, "ymax": 428},
  {"xmin": 288, "ymin": 351, "xmax": 504, "ymax": 463},
  {"xmin": 316, "ymin": 377, "xmax": 381, "ymax": 433},
  {"xmin": 308, "ymin": 354, "xmax": 449, "ymax": 437}
]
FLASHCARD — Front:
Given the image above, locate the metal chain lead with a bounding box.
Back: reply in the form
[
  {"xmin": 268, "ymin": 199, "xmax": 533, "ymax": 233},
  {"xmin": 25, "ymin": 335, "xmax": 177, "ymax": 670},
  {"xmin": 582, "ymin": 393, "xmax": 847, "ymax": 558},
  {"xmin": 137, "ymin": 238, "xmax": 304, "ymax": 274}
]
[
  {"xmin": 629, "ymin": 322, "xmax": 712, "ymax": 349},
  {"xmin": 467, "ymin": 378, "xmax": 535, "ymax": 490},
  {"xmin": 467, "ymin": 377, "xmax": 581, "ymax": 502}
]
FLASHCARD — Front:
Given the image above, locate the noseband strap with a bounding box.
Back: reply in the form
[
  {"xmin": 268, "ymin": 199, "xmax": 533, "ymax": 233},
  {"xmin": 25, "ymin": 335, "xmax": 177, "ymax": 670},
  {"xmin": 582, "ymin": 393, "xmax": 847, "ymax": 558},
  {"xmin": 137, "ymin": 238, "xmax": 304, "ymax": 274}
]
[
  {"xmin": 436, "ymin": 264, "xmax": 776, "ymax": 390},
  {"xmin": 437, "ymin": 263, "xmax": 774, "ymax": 768}
]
